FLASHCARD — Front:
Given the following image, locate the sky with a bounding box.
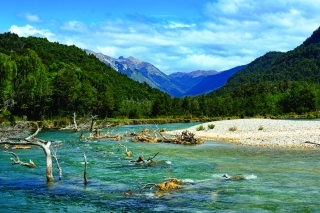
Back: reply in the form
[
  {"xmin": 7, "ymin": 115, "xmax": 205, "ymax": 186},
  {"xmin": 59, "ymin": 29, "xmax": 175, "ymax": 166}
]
[{"xmin": 1, "ymin": 0, "xmax": 320, "ymax": 74}]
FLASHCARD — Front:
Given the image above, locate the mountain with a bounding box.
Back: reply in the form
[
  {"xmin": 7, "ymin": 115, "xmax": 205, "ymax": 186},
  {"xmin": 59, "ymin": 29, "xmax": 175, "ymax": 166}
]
[
  {"xmin": 184, "ymin": 65, "xmax": 246, "ymax": 96},
  {"xmin": 85, "ymin": 50, "xmax": 185, "ymax": 97},
  {"xmin": 86, "ymin": 50, "xmax": 244, "ymax": 97},
  {"xmin": 169, "ymin": 70, "xmax": 218, "ymax": 89}
]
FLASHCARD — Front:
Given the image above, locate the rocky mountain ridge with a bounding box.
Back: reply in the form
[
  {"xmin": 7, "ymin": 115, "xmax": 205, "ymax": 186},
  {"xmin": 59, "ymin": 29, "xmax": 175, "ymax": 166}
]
[{"xmin": 85, "ymin": 49, "xmax": 244, "ymax": 96}]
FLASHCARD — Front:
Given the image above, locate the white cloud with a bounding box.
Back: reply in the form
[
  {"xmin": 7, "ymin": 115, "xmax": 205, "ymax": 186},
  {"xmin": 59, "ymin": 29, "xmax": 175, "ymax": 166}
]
[
  {"xmin": 61, "ymin": 21, "xmax": 88, "ymax": 32},
  {"xmin": 6, "ymin": 1, "xmax": 320, "ymax": 74},
  {"xmin": 9, "ymin": 25, "xmax": 55, "ymax": 40},
  {"xmin": 164, "ymin": 22, "xmax": 196, "ymax": 29},
  {"xmin": 24, "ymin": 13, "xmax": 41, "ymax": 22}
]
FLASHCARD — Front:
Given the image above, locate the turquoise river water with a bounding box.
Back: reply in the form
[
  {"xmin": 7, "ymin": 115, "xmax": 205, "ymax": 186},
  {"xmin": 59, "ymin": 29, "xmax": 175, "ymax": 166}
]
[{"xmin": 0, "ymin": 122, "xmax": 319, "ymax": 212}]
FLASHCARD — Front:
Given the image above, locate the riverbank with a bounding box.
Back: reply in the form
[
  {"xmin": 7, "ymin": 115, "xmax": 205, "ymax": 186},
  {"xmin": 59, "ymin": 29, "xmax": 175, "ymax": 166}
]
[{"xmin": 166, "ymin": 118, "xmax": 320, "ymax": 149}]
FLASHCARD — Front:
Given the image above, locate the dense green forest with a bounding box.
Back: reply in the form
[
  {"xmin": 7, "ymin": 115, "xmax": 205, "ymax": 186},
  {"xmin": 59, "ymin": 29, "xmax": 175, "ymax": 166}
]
[
  {"xmin": 1, "ymin": 27, "xmax": 320, "ymax": 122},
  {"xmin": 207, "ymin": 26, "xmax": 320, "ymax": 117}
]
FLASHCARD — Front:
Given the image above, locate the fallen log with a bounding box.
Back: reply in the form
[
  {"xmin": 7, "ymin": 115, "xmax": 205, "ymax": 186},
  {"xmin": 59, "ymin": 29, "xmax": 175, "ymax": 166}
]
[{"xmin": 304, "ymin": 141, "xmax": 320, "ymax": 146}]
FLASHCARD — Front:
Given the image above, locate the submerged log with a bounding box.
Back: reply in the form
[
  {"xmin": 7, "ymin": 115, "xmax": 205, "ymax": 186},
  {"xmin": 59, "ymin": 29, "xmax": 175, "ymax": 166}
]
[
  {"xmin": 12, "ymin": 145, "xmax": 32, "ymax": 149},
  {"xmin": 157, "ymin": 180, "xmax": 183, "ymax": 191}
]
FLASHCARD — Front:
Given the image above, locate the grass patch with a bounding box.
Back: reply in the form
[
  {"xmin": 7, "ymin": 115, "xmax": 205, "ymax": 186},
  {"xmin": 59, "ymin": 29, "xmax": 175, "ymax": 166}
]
[
  {"xmin": 229, "ymin": 126, "xmax": 237, "ymax": 131},
  {"xmin": 196, "ymin": 125, "xmax": 206, "ymax": 131}
]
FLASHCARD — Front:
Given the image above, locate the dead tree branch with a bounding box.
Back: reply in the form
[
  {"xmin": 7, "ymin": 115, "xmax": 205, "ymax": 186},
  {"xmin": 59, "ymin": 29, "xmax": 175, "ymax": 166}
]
[
  {"xmin": 89, "ymin": 115, "xmax": 98, "ymax": 132},
  {"xmin": 131, "ymin": 149, "xmax": 145, "ymax": 163},
  {"xmin": 0, "ymin": 127, "xmax": 54, "ymax": 182},
  {"xmin": 304, "ymin": 141, "xmax": 320, "ymax": 146},
  {"xmin": 8, "ymin": 152, "xmax": 36, "ymax": 168},
  {"xmin": 118, "ymin": 142, "xmax": 132, "ymax": 157},
  {"xmin": 147, "ymin": 152, "xmax": 159, "ymax": 162},
  {"xmin": 52, "ymin": 149, "xmax": 62, "ymax": 180}
]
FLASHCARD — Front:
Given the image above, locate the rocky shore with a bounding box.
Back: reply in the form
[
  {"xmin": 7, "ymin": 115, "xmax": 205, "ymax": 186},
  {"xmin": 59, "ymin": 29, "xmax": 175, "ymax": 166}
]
[{"xmin": 167, "ymin": 118, "xmax": 320, "ymax": 149}]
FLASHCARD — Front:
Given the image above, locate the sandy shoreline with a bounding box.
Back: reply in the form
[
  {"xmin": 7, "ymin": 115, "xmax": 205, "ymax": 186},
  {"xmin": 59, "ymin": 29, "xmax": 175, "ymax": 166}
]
[{"xmin": 166, "ymin": 118, "xmax": 320, "ymax": 149}]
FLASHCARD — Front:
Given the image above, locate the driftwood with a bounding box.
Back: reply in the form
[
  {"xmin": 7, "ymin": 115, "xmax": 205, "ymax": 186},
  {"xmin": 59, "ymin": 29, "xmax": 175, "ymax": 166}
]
[
  {"xmin": 12, "ymin": 145, "xmax": 32, "ymax": 149},
  {"xmin": 304, "ymin": 141, "xmax": 320, "ymax": 146},
  {"xmin": 131, "ymin": 149, "xmax": 145, "ymax": 163},
  {"xmin": 123, "ymin": 131, "xmax": 137, "ymax": 137},
  {"xmin": 138, "ymin": 170, "xmax": 183, "ymax": 198},
  {"xmin": 82, "ymin": 128, "xmax": 123, "ymax": 141},
  {"xmin": 52, "ymin": 149, "xmax": 62, "ymax": 180},
  {"xmin": 60, "ymin": 113, "xmax": 80, "ymax": 131},
  {"xmin": 131, "ymin": 128, "xmax": 204, "ymax": 145},
  {"xmin": 157, "ymin": 170, "xmax": 183, "ymax": 191},
  {"xmin": 89, "ymin": 115, "xmax": 98, "ymax": 132},
  {"xmin": 173, "ymin": 130, "xmax": 204, "ymax": 145},
  {"xmin": 71, "ymin": 112, "xmax": 80, "ymax": 131},
  {"xmin": 61, "ymin": 113, "xmax": 114, "ymax": 131},
  {"xmin": 130, "ymin": 151, "xmax": 162, "ymax": 168},
  {"xmin": 222, "ymin": 174, "xmax": 245, "ymax": 181},
  {"xmin": 83, "ymin": 153, "xmax": 89, "ymax": 185},
  {"xmin": 118, "ymin": 143, "xmax": 132, "ymax": 157},
  {"xmin": 147, "ymin": 152, "xmax": 159, "ymax": 163},
  {"xmin": 8, "ymin": 152, "xmax": 36, "ymax": 168},
  {"xmin": 0, "ymin": 127, "xmax": 54, "ymax": 182}
]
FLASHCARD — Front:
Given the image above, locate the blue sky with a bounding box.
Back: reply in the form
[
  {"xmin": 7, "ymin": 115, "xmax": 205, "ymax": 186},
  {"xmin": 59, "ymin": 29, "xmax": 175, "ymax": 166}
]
[{"xmin": 1, "ymin": 0, "xmax": 320, "ymax": 74}]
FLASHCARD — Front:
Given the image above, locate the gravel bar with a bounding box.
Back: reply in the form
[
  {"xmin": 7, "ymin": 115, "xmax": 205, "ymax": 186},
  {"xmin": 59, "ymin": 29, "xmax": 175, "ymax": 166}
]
[{"xmin": 167, "ymin": 118, "xmax": 320, "ymax": 149}]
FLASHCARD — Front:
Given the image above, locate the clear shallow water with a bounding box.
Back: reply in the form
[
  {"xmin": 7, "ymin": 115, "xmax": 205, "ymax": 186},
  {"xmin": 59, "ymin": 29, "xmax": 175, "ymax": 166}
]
[{"xmin": 1, "ymin": 123, "xmax": 319, "ymax": 212}]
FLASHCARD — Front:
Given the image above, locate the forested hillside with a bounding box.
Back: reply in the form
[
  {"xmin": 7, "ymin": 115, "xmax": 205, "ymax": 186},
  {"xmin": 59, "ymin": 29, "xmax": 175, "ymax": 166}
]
[
  {"xmin": 206, "ymin": 26, "xmax": 320, "ymax": 117},
  {"xmin": 1, "ymin": 26, "xmax": 320, "ymax": 122},
  {"xmin": 0, "ymin": 32, "xmax": 171, "ymax": 120}
]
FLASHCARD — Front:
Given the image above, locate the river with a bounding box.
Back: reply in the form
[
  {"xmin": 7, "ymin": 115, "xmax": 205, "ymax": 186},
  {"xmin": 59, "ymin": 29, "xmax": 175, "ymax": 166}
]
[{"xmin": 0, "ymin": 122, "xmax": 319, "ymax": 212}]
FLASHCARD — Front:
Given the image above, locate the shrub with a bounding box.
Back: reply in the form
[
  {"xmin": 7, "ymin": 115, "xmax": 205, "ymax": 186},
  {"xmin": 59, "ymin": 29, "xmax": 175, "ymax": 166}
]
[
  {"xmin": 258, "ymin": 125, "xmax": 264, "ymax": 131},
  {"xmin": 196, "ymin": 125, "xmax": 205, "ymax": 131},
  {"xmin": 229, "ymin": 126, "xmax": 237, "ymax": 131},
  {"xmin": 208, "ymin": 124, "xmax": 215, "ymax": 129}
]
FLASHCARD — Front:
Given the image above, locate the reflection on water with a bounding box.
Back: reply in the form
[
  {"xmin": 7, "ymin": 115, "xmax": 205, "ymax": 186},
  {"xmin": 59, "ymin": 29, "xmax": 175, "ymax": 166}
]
[{"xmin": 1, "ymin": 123, "xmax": 320, "ymax": 212}]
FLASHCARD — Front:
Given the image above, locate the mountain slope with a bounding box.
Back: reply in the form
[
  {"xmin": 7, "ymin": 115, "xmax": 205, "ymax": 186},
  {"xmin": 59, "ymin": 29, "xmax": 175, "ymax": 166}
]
[
  {"xmin": 204, "ymin": 26, "xmax": 320, "ymax": 116},
  {"xmin": 86, "ymin": 50, "xmax": 246, "ymax": 97},
  {"xmin": 85, "ymin": 50, "xmax": 185, "ymax": 97},
  {"xmin": 169, "ymin": 70, "xmax": 218, "ymax": 89},
  {"xmin": 220, "ymin": 26, "xmax": 320, "ymax": 90},
  {"xmin": 185, "ymin": 65, "xmax": 246, "ymax": 96}
]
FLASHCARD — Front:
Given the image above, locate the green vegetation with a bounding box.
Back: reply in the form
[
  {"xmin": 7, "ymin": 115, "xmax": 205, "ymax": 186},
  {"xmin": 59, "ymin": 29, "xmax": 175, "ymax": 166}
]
[
  {"xmin": 2, "ymin": 27, "xmax": 320, "ymax": 123},
  {"xmin": 258, "ymin": 126, "xmax": 264, "ymax": 131},
  {"xmin": 208, "ymin": 124, "xmax": 215, "ymax": 129},
  {"xmin": 229, "ymin": 126, "xmax": 237, "ymax": 131},
  {"xmin": 196, "ymin": 125, "xmax": 205, "ymax": 131}
]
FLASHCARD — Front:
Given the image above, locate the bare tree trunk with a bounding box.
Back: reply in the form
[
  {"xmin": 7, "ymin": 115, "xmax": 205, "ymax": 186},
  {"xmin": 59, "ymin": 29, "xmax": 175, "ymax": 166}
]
[
  {"xmin": 83, "ymin": 153, "xmax": 88, "ymax": 185},
  {"xmin": 0, "ymin": 128, "xmax": 54, "ymax": 182},
  {"xmin": 89, "ymin": 115, "xmax": 97, "ymax": 132},
  {"xmin": 44, "ymin": 144, "xmax": 54, "ymax": 182},
  {"xmin": 72, "ymin": 112, "xmax": 78, "ymax": 131}
]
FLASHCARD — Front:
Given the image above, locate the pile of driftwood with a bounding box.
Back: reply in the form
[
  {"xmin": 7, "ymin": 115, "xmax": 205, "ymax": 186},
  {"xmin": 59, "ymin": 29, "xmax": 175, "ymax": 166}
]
[
  {"xmin": 74, "ymin": 117, "xmax": 204, "ymax": 145},
  {"xmin": 131, "ymin": 129, "xmax": 204, "ymax": 145},
  {"xmin": 80, "ymin": 129, "xmax": 122, "ymax": 141}
]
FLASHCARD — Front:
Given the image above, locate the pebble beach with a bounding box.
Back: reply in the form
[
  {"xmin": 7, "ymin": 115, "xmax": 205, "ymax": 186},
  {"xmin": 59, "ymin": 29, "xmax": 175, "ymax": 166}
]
[{"xmin": 167, "ymin": 118, "xmax": 320, "ymax": 149}]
